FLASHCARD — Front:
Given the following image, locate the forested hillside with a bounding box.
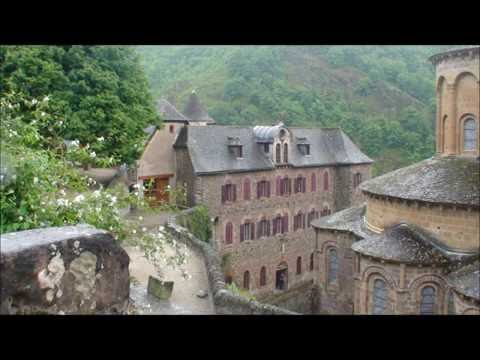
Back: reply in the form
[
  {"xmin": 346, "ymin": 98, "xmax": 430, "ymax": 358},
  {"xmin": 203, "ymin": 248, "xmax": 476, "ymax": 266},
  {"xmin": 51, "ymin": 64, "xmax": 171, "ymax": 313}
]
[{"xmin": 136, "ymin": 45, "xmax": 452, "ymax": 175}]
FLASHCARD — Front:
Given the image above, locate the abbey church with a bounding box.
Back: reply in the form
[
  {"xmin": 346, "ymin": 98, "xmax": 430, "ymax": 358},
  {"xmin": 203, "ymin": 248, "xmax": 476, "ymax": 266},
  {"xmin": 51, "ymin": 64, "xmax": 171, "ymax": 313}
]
[{"xmin": 138, "ymin": 46, "xmax": 479, "ymax": 314}]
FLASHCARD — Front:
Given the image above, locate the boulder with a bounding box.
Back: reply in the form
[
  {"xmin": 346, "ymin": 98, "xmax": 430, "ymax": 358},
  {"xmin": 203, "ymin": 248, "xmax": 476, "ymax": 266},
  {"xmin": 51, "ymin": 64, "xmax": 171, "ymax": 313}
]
[{"xmin": 0, "ymin": 225, "xmax": 130, "ymax": 315}]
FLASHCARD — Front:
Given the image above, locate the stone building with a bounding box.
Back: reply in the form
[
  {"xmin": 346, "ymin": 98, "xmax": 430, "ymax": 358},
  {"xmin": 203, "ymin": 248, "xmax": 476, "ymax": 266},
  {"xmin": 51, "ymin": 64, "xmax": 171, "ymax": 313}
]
[
  {"xmin": 137, "ymin": 92, "xmax": 215, "ymax": 204},
  {"xmin": 173, "ymin": 122, "xmax": 373, "ymax": 310},
  {"xmin": 312, "ymin": 46, "xmax": 480, "ymax": 315}
]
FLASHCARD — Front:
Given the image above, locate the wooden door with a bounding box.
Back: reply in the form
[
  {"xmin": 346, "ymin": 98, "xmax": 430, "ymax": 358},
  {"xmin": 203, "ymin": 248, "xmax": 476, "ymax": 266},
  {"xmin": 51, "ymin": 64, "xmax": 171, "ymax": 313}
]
[{"xmin": 154, "ymin": 177, "xmax": 169, "ymax": 203}]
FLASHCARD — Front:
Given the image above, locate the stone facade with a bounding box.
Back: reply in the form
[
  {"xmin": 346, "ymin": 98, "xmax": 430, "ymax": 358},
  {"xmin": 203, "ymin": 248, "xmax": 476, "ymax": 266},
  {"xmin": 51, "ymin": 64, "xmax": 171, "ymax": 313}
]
[
  {"xmin": 365, "ymin": 196, "xmax": 479, "ymax": 252},
  {"xmin": 312, "ymin": 47, "xmax": 480, "ymax": 315},
  {"xmin": 431, "ymin": 47, "xmax": 479, "ymax": 156}
]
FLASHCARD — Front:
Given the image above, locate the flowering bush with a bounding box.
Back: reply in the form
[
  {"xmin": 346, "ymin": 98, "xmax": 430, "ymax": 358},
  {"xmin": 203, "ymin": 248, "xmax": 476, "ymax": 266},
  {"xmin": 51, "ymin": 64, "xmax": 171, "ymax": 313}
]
[{"xmin": 1, "ymin": 92, "xmax": 189, "ymax": 278}]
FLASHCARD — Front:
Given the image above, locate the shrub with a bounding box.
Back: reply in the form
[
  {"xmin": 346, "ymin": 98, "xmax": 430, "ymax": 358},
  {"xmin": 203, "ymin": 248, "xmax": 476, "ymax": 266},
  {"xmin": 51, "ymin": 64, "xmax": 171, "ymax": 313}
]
[{"xmin": 184, "ymin": 205, "xmax": 212, "ymax": 243}]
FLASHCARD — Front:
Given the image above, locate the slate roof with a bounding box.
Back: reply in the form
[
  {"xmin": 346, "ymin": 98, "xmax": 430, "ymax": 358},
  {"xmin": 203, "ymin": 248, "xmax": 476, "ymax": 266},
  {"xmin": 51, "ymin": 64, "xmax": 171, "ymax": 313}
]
[
  {"xmin": 359, "ymin": 156, "xmax": 480, "ymax": 208},
  {"xmin": 447, "ymin": 260, "xmax": 480, "ymax": 301},
  {"xmin": 156, "ymin": 98, "xmax": 190, "ymax": 122},
  {"xmin": 174, "ymin": 125, "xmax": 373, "ymax": 175},
  {"xmin": 429, "ymin": 46, "xmax": 479, "ymax": 65},
  {"xmin": 311, "ymin": 204, "xmax": 370, "ymax": 238},
  {"xmin": 351, "ymin": 223, "xmax": 477, "ymax": 266},
  {"xmin": 312, "ymin": 205, "xmax": 478, "ymax": 266},
  {"xmin": 183, "ymin": 91, "xmax": 216, "ymax": 124}
]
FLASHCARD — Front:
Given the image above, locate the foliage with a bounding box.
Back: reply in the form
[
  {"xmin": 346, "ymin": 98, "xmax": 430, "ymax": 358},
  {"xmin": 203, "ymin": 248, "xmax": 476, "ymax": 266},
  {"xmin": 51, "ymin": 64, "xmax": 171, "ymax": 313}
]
[
  {"xmin": 0, "ymin": 45, "xmax": 160, "ymax": 165},
  {"xmin": 182, "ymin": 205, "xmax": 212, "ymax": 243},
  {"xmin": 226, "ymin": 282, "xmax": 256, "ymax": 301},
  {"xmin": 135, "ymin": 45, "xmax": 452, "ymax": 175},
  {"xmin": 0, "ymin": 92, "xmax": 189, "ymax": 277}
]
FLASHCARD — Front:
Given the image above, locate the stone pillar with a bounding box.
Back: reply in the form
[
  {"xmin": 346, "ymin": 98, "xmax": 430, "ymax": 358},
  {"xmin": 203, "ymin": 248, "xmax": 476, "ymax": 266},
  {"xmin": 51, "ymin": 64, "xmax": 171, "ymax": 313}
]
[{"xmin": 444, "ymin": 84, "xmax": 457, "ymax": 155}]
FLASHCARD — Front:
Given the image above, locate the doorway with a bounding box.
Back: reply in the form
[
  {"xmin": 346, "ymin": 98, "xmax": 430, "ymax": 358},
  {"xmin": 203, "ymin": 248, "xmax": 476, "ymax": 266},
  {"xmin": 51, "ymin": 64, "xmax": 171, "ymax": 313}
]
[{"xmin": 276, "ymin": 262, "xmax": 288, "ymax": 290}]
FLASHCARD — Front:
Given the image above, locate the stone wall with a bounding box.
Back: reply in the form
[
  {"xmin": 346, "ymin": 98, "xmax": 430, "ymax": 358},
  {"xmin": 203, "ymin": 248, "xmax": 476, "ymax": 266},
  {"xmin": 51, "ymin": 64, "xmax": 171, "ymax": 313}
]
[
  {"xmin": 0, "ymin": 225, "xmax": 130, "ymax": 315},
  {"xmin": 365, "ymin": 195, "xmax": 480, "ymax": 251},
  {"xmin": 334, "ymin": 163, "xmax": 371, "ymax": 210},
  {"xmin": 175, "ymin": 147, "xmax": 197, "ymax": 207},
  {"xmin": 165, "ymin": 213, "xmax": 298, "ymax": 315},
  {"xmin": 314, "ymin": 230, "xmax": 357, "ymax": 314},
  {"xmin": 354, "ymin": 254, "xmax": 455, "ymax": 315}
]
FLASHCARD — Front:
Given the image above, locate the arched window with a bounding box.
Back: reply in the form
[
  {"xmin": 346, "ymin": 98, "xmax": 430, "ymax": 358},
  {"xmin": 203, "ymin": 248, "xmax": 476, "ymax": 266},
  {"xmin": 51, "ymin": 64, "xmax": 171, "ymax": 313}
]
[
  {"xmin": 448, "ymin": 290, "xmax": 455, "ymax": 315},
  {"xmin": 372, "ymin": 279, "xmax": 388, "ymax": 315},
  {"xmin": 296, "ymin": 256, "xmax": 302, "ymax": 275},
  {"xmin": 225, "ymin": 222, "xmax": 233, "ymax": 244},
  {"xmin": 311, "ymin": 173, "xmax": 317, "ymax": 192},
  {"xmin": 327, "ymin": 248, "xmax": 338, "ymax": 284},
  {"xmin": 309, "ymin": 253, "xmax": 314, "ymax": 271},
  {"xmin": 243, "ymin": 178, "xmax": 251, "ymax": 201},
  {"xmin": 464, "ymin": 117, "xmax": 477, "ymax": 151},
  {"xmin": 276, "ymin": 144, "xmax": 281, "ymax": 163},
  {"xmin": 420, "ymin": 286, "xmax": 437, "ymax": 315},
  {"xmin": 260, "ymin": 267, "xmax": 267, "ymax": 287},
  {"xmin": 243, "ymin": 271, "xmax": 250, "ymax": 290},
  {"xmin": 283, "ymin": 143, "xmax": 288, "ymax": 163},
  {"xmin": 323, "ymin": 171, "xmax": 329, "ymax": 191}
]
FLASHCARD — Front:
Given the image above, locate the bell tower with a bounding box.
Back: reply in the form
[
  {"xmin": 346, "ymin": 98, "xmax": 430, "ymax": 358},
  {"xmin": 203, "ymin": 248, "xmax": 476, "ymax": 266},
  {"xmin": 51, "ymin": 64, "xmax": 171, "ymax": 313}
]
[{"xmin": 430, "ymin": 46, "xmax": 479, "ymax": 157}]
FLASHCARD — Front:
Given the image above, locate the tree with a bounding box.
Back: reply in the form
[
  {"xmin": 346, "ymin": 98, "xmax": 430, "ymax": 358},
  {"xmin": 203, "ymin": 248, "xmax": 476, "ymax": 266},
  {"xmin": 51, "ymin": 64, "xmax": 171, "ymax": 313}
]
[{"xmin": 0, "ymin": 46, "xmax": 160, "ymax": 165}]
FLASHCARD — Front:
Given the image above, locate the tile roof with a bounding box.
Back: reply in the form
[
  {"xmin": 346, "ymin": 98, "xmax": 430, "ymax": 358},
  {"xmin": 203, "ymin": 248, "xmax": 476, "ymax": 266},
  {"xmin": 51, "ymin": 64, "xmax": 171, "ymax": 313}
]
[
  {"xmin": 174, "ymin": 125, "xmax": 373, "ymax": 175},
  {"xmin": 360, "ymin": 156, "xmax": 480, "ymax": 208}
]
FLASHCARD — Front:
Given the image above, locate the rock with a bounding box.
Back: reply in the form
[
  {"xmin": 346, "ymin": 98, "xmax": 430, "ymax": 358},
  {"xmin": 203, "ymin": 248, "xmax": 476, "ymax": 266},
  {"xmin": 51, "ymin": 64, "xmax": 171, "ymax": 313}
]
[
  {"xmin": 196, "ymin": 290, "xmax": 208, "ymax": 299},
  {"xmin": 0, "ymin": 224, "xmax": 130, "ymax": 315},
  {"xmin": 147, "ymin": 276, "xmax": 174, "ymax": 300}
]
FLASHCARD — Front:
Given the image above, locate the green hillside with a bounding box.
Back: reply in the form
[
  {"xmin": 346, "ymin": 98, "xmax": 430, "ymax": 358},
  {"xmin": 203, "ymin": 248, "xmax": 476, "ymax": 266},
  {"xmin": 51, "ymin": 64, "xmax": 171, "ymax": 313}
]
[{"xmin": 136, "ymin": 45, "xmax": 452, "ymax": 175}]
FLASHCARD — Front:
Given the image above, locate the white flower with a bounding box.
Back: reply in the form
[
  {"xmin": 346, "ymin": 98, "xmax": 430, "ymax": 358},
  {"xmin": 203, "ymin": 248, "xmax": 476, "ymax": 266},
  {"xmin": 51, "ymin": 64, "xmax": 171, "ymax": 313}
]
[
  {"xmin": 132, "ymin": 229, "xmax": 137, "ymax": 234},
  {"xmin": 41, "ymin": 112, "xmax": 46, "ymax": 117},
  {"xmin": 93, "ymin": 190, "xmax": 101, "ymax": 198},
  {"xmin": 73, "ymin": 194, "xmax": 85, "ymax": 203},
  {"xmin": 31, "ymin": 99, "xmax": 38, "ymax": 105},
  {"xmin": 19, "ymin": 216, "xmax": 24, "ymax": 221},
  {"xmin": 43, "ymin": 96, "xmax": 49, "ymax": 102},
  {"xmin": 7, "ymin": 103, "xmax": 13, "ymax": 109},
  {"xmin": 97, "ymin": 136, "xmax": 104, "ymax": 142},
  {"xmin": 138, "ymin": 216, "xmax": 143, "ymax": 221},
  {"xmin": 89, "ymin": 151, "xmax": 96, "ymax": 158},
  {"xmin": 33, "ymin": 177, "xmax": 39, "ymax": 184},
  {"xmin": 110, "ymin": 196, "xmax": 117, "ymax": 205},
  {"xmin": 142, "ymin": 227, "xmax": 147, "ymax": 232},
  {"xmin": 58, "ymin": 120, "xmax": 63, "ymax": 126}
]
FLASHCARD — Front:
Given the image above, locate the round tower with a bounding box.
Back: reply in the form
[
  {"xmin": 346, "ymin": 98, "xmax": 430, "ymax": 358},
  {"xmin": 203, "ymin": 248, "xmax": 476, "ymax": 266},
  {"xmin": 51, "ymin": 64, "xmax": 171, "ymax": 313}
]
[{"xmin": 430, "ymin": 46, "xmax": 479, "ymax": 156}]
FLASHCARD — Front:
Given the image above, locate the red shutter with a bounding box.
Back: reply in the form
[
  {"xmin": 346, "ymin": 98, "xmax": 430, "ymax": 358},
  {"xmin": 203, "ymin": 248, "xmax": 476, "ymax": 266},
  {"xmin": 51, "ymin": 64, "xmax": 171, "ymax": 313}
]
[
  {"xmin": 267, "ymin": 181, "xmax": 270, "ymax": 197},
  {"xmin": 232, "ymin": 184, "xmax": 237, "ymax": 201},
  {"xmin": 302, "ymin": 213, "xmax": 306, "ymax": 229},
  {"xmin": 257, "ymin": 182, "xmax": 261, "ymax": 199},
  {"xmin": 288, "ymin": 178, "xmax": 291, "ymax": 195},
  {"xmin": 267, "ymin": 220, "xmax": 271, "ymax": 236},
  {"xmin": 303, "ymin": 177, "xmax": 306, "ymax": 193},
  {"xmin": 221, "ymin": 185, "xmax": 226, "ymax": 203},
  {"xmin": 276, "ymin": 177, "xmax": 280, "ymax": 196},
  {"xmin": 240, "ymin": 224, "xmax": 244, "ymax": 242},
  {"xmin": 251, "ymin": 222, "xmax": 255, "ymax": 240}
]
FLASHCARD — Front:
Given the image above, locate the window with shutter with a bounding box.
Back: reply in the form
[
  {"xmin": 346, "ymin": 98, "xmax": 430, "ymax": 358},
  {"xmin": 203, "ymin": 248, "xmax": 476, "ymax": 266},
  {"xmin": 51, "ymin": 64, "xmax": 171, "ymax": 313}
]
[
  {"xmin": 232, "ymin": 184, "xmax": 237, "ymax": 201},
  {"xmin": 225, "ymin": 222, "xmax": 233, "ymax": 244},
  {"xmin": 311, "ymin": 173, "xmax": 317, "ymax": 192},
  {"xmin": 309, "ymin": 253, "xmax": 314, "ymax": 271},
  {"xmin": 296, "ymin": 257, "xmax": 302, "ymax": 275},
  {"xmin": 244, "ymin": 179, "xmax": 250, "ymax": 201},
  {"xmin": 221, "ymin": 185, "xmax": 226, "ymax": 204},
  {"xmin": 276, "ymin": 176, "xmax": 281, "ymax": 196},
  {"xmin": 240, "ymin": 224, "xmax": 245, "ymax": 242},
  {"xmin": 324, "ymin": 172, "xmax": 329, "ymax": 191}
]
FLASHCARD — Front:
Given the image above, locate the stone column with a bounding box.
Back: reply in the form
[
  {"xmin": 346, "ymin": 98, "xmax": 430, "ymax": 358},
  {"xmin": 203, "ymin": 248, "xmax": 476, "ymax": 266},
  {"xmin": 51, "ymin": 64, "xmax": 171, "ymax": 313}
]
[{"xmin": 444, "ymin": 84, "xmax": 457, "ymax": 155}]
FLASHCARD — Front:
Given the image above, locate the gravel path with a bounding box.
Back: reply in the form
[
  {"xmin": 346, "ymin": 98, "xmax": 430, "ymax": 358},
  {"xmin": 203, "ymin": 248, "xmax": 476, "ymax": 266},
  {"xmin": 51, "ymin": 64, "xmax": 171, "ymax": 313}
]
[{"xmin": 123, "ymin": 211, "xmax": 215, "ymax": 315}]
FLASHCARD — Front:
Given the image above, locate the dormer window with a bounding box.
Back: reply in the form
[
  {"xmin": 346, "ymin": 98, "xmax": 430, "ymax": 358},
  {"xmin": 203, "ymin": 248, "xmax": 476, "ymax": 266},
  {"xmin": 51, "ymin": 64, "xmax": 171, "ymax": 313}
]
[
  {"xmin": 228, "ymin": 137, "xmax": 243, "ymax": 158},
  {"xmin": 233, "ymin": 146, "xmax": 243, "ymax": 158},
  {"xmin": 298, "ymin": 144, "xmax": 310, "ymax": 155}
]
